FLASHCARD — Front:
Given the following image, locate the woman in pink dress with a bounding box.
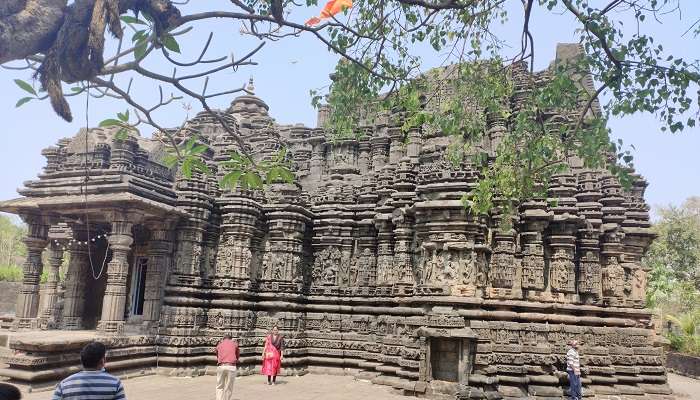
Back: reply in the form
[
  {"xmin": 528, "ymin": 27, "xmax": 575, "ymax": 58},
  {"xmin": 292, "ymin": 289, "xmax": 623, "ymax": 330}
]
[{"xmin": 261, "ymin": 326, "xmax": 284, "ymax": 385}]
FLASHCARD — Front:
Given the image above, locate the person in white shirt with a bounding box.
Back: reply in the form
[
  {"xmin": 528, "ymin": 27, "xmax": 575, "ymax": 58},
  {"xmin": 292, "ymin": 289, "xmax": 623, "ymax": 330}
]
[{"xmin": 566, "ymin": 340, "xmax": 582, "ymax": 400}]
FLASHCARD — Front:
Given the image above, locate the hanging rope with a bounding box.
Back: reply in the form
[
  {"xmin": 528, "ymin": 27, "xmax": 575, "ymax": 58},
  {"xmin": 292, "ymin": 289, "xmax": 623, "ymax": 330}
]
[{"xmin": 83, "ymin": 84, "xmax": 110, "ymax": 281}]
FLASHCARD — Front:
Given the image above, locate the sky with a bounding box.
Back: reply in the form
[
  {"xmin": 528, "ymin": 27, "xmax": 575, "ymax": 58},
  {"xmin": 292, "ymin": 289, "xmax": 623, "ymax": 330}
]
[{"xmin": 0, "ymin": 0, "xmax": 698, "ymax": 223}]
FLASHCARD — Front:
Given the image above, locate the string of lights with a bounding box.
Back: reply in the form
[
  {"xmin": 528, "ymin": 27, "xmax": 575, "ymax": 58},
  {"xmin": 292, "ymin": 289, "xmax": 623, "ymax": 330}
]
[{"xmin": 50, "ymin": 233, "xmax": 109, "ymax": 251}]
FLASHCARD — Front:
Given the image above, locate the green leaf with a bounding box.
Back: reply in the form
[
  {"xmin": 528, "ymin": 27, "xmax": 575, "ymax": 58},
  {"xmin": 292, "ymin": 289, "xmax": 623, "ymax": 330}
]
[
  {"xmin": 190, "ymin": 158, "xmax": 211, "ymax": 175},
  {"xmin": 162, "ymin": 154, "xmax": 179, "ymax": 168},
  {"xmin": 117, "ymin": 110, "xmax": 129, "ymax": 122},
  {"xmin": 114, "ymin": 128, "xmax": 129, "ymax": 142},
  {"xmin": 278, "ymin": 168, "xmax": 295, "ymax": 183},
  {"xmin": 242, "ymin": 171, "xmax": 263, "ymax": 189},
  {"xmin": 221, "ymin": 171, "xmax": 242, "ymax": 189},
  {"xmin": 162, "ymin": 35, "xmax": 181, "ymax": 54},
  {"xmin": 181, "ymin": 159, "xmax": 193, "ymax": 179},
  {"xmin": 191, "ymin": 144, "xmax": 208, "ymax": 155},
  {"xmin": 120, "ymin": 15, "xmax": 147, "ymax": 25},
  {"xmin": 15, "ymin": 97, "xmax": 32, "ymax": 108},
  {"xmin": 266, "ymin": 167, "xmax": 280, "ymax": 184},
  {"xmin": 99, "ymin": 119, "xmax": 123, "ymax": 128},
  {"xmin": 132, "ymin": 30, "xmax": 148, "ymax": 43},
  {"xmin": 14, "ymin": 79, "xmax": 37, "ymax": 96},
  {"xmin": 134, "ymin": 42, "xmax": 148, "ymax": 60}
]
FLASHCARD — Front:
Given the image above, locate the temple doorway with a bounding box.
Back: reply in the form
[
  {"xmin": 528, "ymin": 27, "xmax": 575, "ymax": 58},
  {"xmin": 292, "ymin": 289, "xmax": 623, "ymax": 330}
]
[
  {"xmin": 430, "ymin": 338, "xmax": 460, "ymax": 382},
  {"xmin": 81, "ymin": 242, "xmax": 109, "ymax": 330},
  {"xmin": 129, "ymin": 256, "xmax": 148, "ymax": 318}
]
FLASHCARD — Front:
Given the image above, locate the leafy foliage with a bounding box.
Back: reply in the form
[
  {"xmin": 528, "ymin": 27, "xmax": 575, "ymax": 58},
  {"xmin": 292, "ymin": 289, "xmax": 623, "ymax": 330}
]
[
  {"xmin": 220, "ymin": 148, "xmax": 295, "ymax": 190},
  {"xmin": 644, "ymin": 198, "xmax": 700, "ymax": 355},
  {"xmin": 5, "ymin": 0, "xmax": 699, "ymax": 214},
  {"xmin": 316, "ymin": 0, "xmax": 698, "ymax": 215},
  {"xmin": 0, "ymin": 215, "xmax": 26, "ymax": 268},
  {"xmin": 645, "ymin": 197, "xmax": 700, "ymax": 302},
  {"xmin": 163, "ymin": 136, "xmax": 211, "ymax": 178},
  {"xmin": 98, "ymin": 110, "xmax": 139, "ymax": 141},
  {"xmin": 666, "ymin": 309, "xmax": 700, "ymax": 355}
]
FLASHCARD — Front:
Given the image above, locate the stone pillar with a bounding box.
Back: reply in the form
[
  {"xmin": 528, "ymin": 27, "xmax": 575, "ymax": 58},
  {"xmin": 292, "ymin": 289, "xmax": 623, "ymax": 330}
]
[
  {"xmin": 216, "ymin": 194, "xmax": 262, "ymax": 288},
  {"xmin": 98, "ymin": 218, "xmax": 134, "ymax": 334},
  {"xmin": 371, "ymin": 136, "xmax": 389, "ymax": 173},
  {"xmin": 143, "ymin": 225, "xmax": 173, "ymax": 325},
  {"xmin": 309, "ymin": 138, "xmax": 325, "ymax": 182},
  {"xmin": 519, "ymin": 198, "xmax": 551, "ymax": 297},
  {"xmin": 545, "ymin": 173, "xmax": 581, "ymax": 301},
  {"xmin": 357, "ymin": 140, "xmax": 372, "ymax": 175},
  {"xmin": 375, "ymin": 219, "xmax": 394, "ymax": 288},
  {"xmin": 39, "ymin": 241, "xmax": 64, "ymax": 328},
  {"xmin": 259, "ymin": 183, "xmax": 311, "ymax": 291},
  {"xmin": 391, "ymin": 158, "xmax": 418, "ymax": 290},
  {"xmin": 486, "ymin": 202, "xmax": 520, "ymax": 299},
  {"xmin": 576, "ymin": 169, "xmax": 603, "ymax": 303},
  {"xmin": 406, "ymin": 128, "xmax": 422, "ymax": 161},
  {"xmin": 62, "ymin": 244, "xmax": 88, "ymax": 330},
  {"xmin": 388, "ymin": 127, "xmax": 404, "ymax": 165},
  {"xmin": 486, "ymin": 109, "xmax": 507, "ymax": 156},
  {"xmin": 310, "ymin": 176, "xmax": 356, "ymax": 291},
  {"xmin": 356, "ymin": 176, "xmax": 379, "ymax": 288},
  {"xmin": 14, "ymin": 215, "xmax": 48, "ymax": 329}
]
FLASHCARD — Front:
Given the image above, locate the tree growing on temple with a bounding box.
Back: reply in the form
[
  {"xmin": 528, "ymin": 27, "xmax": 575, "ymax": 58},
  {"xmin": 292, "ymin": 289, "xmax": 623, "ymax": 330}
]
[{"xmin": 1, "ymin": 0, "xmax": 698, "ymax": 214}]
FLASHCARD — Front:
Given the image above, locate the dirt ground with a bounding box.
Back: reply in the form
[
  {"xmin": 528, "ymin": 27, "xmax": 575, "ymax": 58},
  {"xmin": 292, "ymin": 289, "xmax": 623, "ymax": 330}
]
[
  {"xmin": 11, "ymin": 371, "xmax": 700, "ymax": 400},
  {"xmin": 668, "ymin": 373, "xmax": 700, "ymax": 400}
]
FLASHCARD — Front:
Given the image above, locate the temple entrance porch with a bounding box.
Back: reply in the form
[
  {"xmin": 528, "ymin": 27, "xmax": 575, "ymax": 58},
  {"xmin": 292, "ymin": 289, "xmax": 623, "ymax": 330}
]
[{"xmin": 0, "ymin": 195, "xmax": 183, "ymax": 336}]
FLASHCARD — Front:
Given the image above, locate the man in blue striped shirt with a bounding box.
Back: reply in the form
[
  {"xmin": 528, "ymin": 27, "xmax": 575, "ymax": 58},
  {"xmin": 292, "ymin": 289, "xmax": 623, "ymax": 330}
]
[{"xmin": 52, "ymin": 341, "xmax": 126, "ymax": 400}]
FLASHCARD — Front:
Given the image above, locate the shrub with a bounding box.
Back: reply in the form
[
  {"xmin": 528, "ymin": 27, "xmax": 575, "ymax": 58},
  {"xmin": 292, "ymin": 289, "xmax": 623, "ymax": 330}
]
[
  {"xmin": 666, "ymin": 310, "xmax": 700, "ymax": 356},
  {"xmin": 0, "ymin": 264, "xmax": 22, "ymax": 282}
]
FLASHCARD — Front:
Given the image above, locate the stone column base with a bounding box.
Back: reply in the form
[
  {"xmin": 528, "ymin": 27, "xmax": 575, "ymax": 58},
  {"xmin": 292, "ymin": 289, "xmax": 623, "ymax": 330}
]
[
  {"xmin": 97, "ymin": 320, "xmax": 125, "ymax": 335},
  {"xmin": 62, "ymin": 317, "xmax": 84, "ymax": 330},
  {"xmin": 36, "ymin": 317, "xmax": 60, "ymax": 330},
  {"xmin": 11, "ymin": 317, "xmax": 39, "ymax": 331}
]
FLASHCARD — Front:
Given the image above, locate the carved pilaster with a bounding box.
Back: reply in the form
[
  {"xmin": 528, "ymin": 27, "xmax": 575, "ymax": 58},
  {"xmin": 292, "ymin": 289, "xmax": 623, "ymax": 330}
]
[
  {"xmin": 216, "ymin": 194, "xmax": 262, "ymax": 288},
  {"xmin": 546, "ymin": 173, "xmax": 581, "ymax": 300},
  {"xmin": 14, "ymin": 215, "xmax": 48, "ymax": 329},
  {"xmin": 143, "ymin": 226, "xmax": 173, "ymax": 324},
  {"xmin": 375, "ymin": 219, "xmax": 394, "ymax": 286},
  {"xmin": 309, "ymin": 138, "xmax": 325, "ymax": 182},
  {"xmin": 358, "ymin": 139, "xmax": 372, "ymax": 175},
  {"xmin": 388, "ymin": 127, "xmax": 405, "ymax": 165},
  {"xmin": 371, "ymin": 136, "xmax": 389, "ymax": 173},
  {"xmin": 486, "ymin": 201, "xmax": 520, "ymax": 299},
  {"xmin": 406, "ymin": 128, "xmax": 422, "ymax": 161},
  {"xmin": 520, "ymin": 198, "xmax": 551, "ymax": 294},
  {"xmin": 98, "ymin": 218, "xmax": 134, "ymax": 334},
  {"xmin": 576, "ymin": 169, "xmax": 603, "ymax": 303},
  {"xmin": 260, "ymin": 184, "xmax": 311, "ymax": 289},
  {"xmin": 39, "ymin": 242, "xmax": 64, "ymax": 329},
  {"xmin": 62, "ymin": 244, "xmax": 87, "ymax": 330}
]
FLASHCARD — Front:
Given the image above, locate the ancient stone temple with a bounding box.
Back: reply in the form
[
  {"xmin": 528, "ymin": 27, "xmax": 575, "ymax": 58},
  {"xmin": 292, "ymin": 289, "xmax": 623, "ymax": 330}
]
[{"xmin": 0, "ymin": 44, "xmax": 670, "ymax": 399}]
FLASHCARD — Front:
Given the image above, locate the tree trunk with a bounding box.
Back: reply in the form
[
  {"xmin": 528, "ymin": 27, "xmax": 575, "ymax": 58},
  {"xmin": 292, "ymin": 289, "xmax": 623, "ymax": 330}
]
[{"xmin": 0, "ymin": 0, "xmax": 67, "ymax": 64}]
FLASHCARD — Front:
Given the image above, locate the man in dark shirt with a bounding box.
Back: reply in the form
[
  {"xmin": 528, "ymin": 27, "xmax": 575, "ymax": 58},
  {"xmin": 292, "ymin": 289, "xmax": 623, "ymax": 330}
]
[{"xmin": 215, "ymin": 334, "xmax": 240, "ymax": 400}]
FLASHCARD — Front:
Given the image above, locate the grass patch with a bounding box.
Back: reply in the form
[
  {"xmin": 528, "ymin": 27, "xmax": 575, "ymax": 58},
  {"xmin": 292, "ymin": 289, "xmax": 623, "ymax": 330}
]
[{"xmin": 0, "ymin": 264, "xmax": 22, "ymax": 282}]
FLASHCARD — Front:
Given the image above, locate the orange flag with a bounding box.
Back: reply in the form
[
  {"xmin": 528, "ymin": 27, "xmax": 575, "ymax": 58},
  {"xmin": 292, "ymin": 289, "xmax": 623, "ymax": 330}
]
[{"xmin": 305, "ymin": 0, "xmax": 353, "ymax": 26}]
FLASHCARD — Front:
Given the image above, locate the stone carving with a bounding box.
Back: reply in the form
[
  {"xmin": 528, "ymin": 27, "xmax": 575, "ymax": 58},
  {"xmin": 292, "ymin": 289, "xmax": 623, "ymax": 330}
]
[
  {"xmin": 629, "ymin": 267, "xmax": 647, "ymax": 302},
  {"xmin": 549, "ymin": 249, "xmax": 576, "ymax": 293},
  {"xmin": 313, "ymin": 247, "xmax": 343, "ymax": 286},
  {"xmin": 578, "ymin": 251, "xmax": 602, "ymax": 296},
  {"xmin": 602, "ymin": 257, "xmax": 625, "ymax": 299}
]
